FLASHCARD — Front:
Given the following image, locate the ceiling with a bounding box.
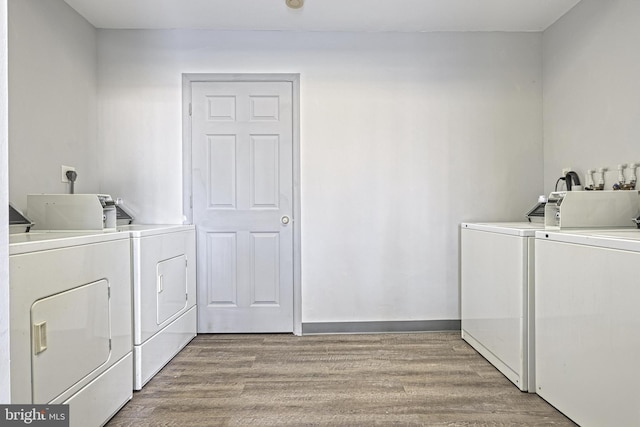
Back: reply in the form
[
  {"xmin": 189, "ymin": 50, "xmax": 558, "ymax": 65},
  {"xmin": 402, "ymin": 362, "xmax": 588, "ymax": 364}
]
[{"xmin": 63, "ymin": 0, "xmax": 581, "ymax": 32}]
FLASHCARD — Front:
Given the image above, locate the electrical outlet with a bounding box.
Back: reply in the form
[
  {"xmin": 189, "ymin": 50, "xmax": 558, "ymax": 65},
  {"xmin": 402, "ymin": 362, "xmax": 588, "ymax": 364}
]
[
  {"xmin": 61, "ymin": 165, "xmax": 76, "ymax": 183},
  {"xmin": 562, "ymin": 167, "xmax": 572, "ymax": 175}
]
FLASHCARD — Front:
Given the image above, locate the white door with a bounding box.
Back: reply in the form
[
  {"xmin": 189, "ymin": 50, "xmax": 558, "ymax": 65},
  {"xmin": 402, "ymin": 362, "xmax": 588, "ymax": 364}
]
[{"xmin": 192, "ymin": 81, "xmax": 294, "ymax": 333}]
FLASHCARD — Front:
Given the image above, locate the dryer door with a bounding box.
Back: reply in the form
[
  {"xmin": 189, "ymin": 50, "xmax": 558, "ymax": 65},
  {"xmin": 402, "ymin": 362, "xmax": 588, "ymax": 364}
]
[
  {"xmin": 157, "ymin": 255, "xmax": 188, "ymax": 325},
  {"xmin": 31, "ymin": 280, "xmax": 111, "ymax": 403}
]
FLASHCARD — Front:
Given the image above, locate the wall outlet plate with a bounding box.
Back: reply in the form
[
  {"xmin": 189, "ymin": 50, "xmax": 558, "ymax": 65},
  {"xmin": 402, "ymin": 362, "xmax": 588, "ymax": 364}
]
[
  {"xmin": 61, "ymin": 165, "xmax": 76, "ymax": 183},
  {"xmin": 562, "ymin": 167, "xmax": 572, "ymax": 175}
]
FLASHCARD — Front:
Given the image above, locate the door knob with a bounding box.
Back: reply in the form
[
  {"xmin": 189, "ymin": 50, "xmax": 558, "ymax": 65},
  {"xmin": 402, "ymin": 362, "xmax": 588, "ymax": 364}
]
[{"xmin": 281, "ymin": 216, "xmax": 290, "ymax": 225}]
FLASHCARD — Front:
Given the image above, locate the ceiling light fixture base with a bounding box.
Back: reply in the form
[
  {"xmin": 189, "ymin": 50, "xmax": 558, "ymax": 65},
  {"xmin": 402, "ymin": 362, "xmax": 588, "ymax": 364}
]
[{"xmin": 286, "ymin": 0, "xmax": 304, "ymax": 10}]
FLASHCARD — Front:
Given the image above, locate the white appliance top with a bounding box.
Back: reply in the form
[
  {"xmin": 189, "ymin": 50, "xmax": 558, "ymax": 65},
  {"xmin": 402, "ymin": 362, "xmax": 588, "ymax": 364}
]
[
  {"xmin": 9, "ymin": 231, "xmax": 130, "ymax": 255},
  {"xmin": 462, "ymin": 222, "xmax": 544, "ymax": 237},
  {"xmin": 117, "ymin": 224, "xmax": 195, "ymax": 238},
  {"xmin": 536, "ymin": 229, "xmax": 640, "ymax": 252}
]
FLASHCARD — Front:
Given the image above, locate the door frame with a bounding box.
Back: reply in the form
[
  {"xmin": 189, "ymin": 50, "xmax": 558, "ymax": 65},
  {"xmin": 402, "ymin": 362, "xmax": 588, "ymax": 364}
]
[{"xmin": 182, "ymin": 73, "xmax": 302, "ymax": 335}]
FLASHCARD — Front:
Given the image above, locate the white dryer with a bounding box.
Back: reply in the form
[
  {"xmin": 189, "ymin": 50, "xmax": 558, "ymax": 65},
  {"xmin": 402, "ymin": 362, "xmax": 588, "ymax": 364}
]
[
  {"xmin": 535, "ymin": 228, "xmax": 640, "ymax": 426},
  {"xmin": 9, "ymin": 231, "xmax": 133, "ymax": 427},
  {"xmin": 117, "ymin": 224, "xmax": 197, "ymax": 390},
  {"xmin": 461, "ymin": 222, "xmax": 543, "ymax": 392}
]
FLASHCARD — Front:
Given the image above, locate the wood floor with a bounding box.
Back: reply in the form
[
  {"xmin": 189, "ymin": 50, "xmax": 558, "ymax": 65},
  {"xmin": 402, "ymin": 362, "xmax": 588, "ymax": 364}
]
[{"xmin": 106, "ymin": 332, "xmax": 575, "ymax": 426}]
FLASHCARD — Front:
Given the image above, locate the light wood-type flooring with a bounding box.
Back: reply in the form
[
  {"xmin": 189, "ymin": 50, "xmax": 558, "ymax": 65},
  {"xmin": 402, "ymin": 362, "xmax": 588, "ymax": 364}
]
[{"xmin": 106, "ymin": 332, "xmax": 576, "ymax": 426}]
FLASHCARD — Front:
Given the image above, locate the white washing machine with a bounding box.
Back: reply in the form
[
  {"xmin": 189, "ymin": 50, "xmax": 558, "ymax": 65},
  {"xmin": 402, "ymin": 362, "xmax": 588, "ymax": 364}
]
[
  {"xmin": 535, "ymin": 228, "xmax": 640, "ymax": 426},
  {"xmin": 461, "ymin": 222, "xmax": 543, "ymax": 392},
  {"xmin": 117, "ymin": 224, "xmax": 197, "ymax": 390},
  {"xmin": 9, "ymin": 231, "xmax": 133, "ymax": 427}
]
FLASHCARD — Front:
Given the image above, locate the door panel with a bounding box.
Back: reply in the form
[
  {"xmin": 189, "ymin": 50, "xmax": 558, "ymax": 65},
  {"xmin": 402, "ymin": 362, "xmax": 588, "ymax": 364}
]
[
  {"xmin": 192, "ymin": 81, "xmax": 293, "ymax": 333},
  {"xmin": 251, "ymin": 135, "xmax": 280, "ymax": 208},
  {"xmin": 251, "ymin": 232, "xmax": 280, "ymax": 305},
  {"xmin": 206, "ymin": 232, "xmax": 238, "ymax": 307},
  {"xmin": 208, "ymin": 135, "xmax": 237, "ymax": 209}
]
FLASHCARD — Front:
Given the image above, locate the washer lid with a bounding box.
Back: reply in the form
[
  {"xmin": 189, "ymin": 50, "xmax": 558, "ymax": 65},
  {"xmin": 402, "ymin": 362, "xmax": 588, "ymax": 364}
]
[
  {"xmin": 9, "ymin": 231, "xmax": 129, "ymax": 255},
  {"xmin": 117, "ymin": 224, "xmax": 195, "ymax": 237},
  {"xmin": 462, "ymin": 222, "xmax": 544, "ymax": 237},
  {"xmin": 536, "ymin": 229, "xmax": 640, "ymax": 252}
]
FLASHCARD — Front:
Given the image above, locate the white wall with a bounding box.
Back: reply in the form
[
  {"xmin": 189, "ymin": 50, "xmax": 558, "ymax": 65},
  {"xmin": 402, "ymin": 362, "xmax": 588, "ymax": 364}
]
[
  {"xmin": 0, "ymin": 0, "xmax": 9, "ymax": 404},
  {"xmin": 98, "ymin": 30, "xmax": 543, "ymax": 322},
  {"xmin": 4, "ymin": 0, "xmax": 95, "ymax": 401},
  {"xmin": 8, "ymin": 0, "xmax": 98, "ymax": 212},
  {"xmin": 543, "ymin": 0, "xmax": 640, "ymax": 193}
]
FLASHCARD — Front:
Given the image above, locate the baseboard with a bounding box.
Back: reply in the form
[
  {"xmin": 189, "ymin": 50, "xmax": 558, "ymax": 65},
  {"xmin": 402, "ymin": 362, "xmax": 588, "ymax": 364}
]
[{"xmin": 301, "ymin": 320, "xmax": 461, "ymax": 335}]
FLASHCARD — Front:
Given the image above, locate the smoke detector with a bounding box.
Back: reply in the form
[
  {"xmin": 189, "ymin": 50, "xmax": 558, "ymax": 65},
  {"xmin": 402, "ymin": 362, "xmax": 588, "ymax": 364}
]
[{"xmin": 286, "ymin": 0, "xmax": 304, "ymax": 9}]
